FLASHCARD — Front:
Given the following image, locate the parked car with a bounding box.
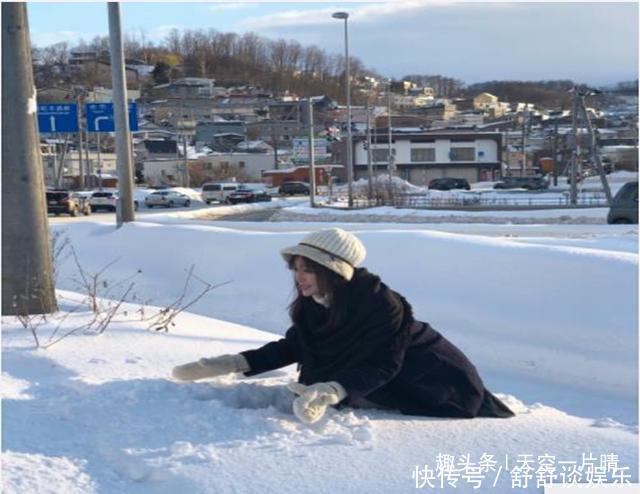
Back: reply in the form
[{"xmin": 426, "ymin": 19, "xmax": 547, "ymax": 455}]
[
  {"xmin": 226, "ymin": 185, "xmax": 273, "ymax": 205},
  {"xmin": 46, "ymin": 190, "xmax": 92, "ymax": 216},
  {"xmin": 279, "ymin": 181, "xmax": 310, "ymax": 195},
  {"xmin": 428, "ymin": 177, "xmax": 471, "ymax": 191},
  {"xmin": 607, "ymin": 181, "xmax": 638, "ymax": 224},
  {"xmin": 201, "ymin": 182, "xmax": 240, "ymax": 204},
  {"xmin": 144, "ymin": 190, "xmax": 191, "ymax": 208},
  {"xmin": 494, "ymin": 176, "xmax": 549, "ymax": 190},
  {"xmin": 89, "ymin": 191, "xmax": 139, "ymax": 212}
]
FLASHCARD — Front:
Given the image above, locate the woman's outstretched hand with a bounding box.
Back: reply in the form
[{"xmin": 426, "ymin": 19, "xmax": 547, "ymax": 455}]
[
  {"xmin": 171, "ymin": 354, "xmax": 250, "ymax": 381},
  {"xmin": 288, "ymin": 381, "xmax": 347, "ymax": 424}
]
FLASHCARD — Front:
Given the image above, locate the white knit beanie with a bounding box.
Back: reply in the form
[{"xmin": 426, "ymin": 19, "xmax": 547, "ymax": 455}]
[{"xmin": 280, "ymin": 228, "xmax": 366, "ymax": 281}]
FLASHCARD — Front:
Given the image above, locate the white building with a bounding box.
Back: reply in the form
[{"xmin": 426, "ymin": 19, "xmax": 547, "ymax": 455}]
[{"xmin": 353, "ymin": 131, "xmax": 502, "ymax": 185}]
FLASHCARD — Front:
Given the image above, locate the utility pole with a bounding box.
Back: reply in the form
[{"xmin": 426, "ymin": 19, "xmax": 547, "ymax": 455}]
[
  {"xmin": 570, "ymin": 92, "xmax": 579, "ymax": 205},
  {"xmin": 76, "ymin": 89, "xmax": 85, "ymax": 188},
  {"xmin": 577, "ymin": 89, "xmax": 613, "ymax": 204},
  {"xmin": 2, "ymin": 2, "xmax": 57, "ymax": 315},
  {"xmin": 552, "ymin": 119, "xmax": 559, "ymax": 186},
  {"xmin": 84, "ymin": 105, "xmax": 91, "ymax": 185},
  {"xmin": 94, "ymin": 92, "xmax": 102, "ymax": 187},
  {"xmin": 183, "ymin": 135, "xmax": 189, "ymax": 187},
  {"xmin": 108, "ymin": 2, "xmax": 135, "ymax": 226},
  {"xmin": 365, "ymin": 98, "xmax": 373, "ymax": 200},
  {"xmin": 387, "ymin": 79, "xmax": 394, "ymax": 188},
  {"xmin": 504, "ymin": 127, "xmax": 509, "ymax": 177},
  {"xmin": 521, "ymin": 104, "xmax": 527, "ymax": 177},
  {"xmin": 307, "ymin": 98, "xmax": 316, "ymax": 207}
]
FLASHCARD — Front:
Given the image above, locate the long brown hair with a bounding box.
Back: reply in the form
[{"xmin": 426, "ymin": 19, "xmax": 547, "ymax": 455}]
[{"xmin": 287, "ymin": 255, "xmax": 349, "ymax": 330}]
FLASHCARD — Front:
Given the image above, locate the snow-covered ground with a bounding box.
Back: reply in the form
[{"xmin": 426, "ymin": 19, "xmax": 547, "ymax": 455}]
[{"xmin": 2, "ymin": 201, "xmax": 638, "ymax": 493}]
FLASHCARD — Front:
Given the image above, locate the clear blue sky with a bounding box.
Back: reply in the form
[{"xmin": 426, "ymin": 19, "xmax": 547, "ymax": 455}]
[{"xmin": 27, "ymin": 1, "xmax": 639, "ymax": 85}]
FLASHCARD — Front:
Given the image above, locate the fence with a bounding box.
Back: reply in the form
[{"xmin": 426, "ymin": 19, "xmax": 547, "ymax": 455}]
[{"xmin": 324, "ymin": 191, "xmax": 610, "ymax": 211}]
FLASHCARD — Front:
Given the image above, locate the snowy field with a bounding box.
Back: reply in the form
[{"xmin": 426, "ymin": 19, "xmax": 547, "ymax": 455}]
[{"xmin": 2, "ymin": 202, "xmax": 638, "ymax": 493}]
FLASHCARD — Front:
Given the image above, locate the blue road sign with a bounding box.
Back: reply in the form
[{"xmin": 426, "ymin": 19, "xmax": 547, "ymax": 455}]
[
  {"xmin": 37, "ymin": 103, "xmax": 78, "ymax": 133},
  {"xmin": 85, "ymin": 101, "xmax": 138, "ymax": 132}
]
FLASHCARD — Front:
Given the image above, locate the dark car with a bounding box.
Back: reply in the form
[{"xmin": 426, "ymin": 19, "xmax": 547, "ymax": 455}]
[
  {"xmin": 494, "ymin": 176, "xmax": 549, "ymax": 190},
  {"xmin": 607, "ymin": 181, "xmax": 638, "ymax": 224},
  {"xmin": 227, "ymin": 185, "xmax": 273, "ymax": 205},
  {"xmin": 428, "ymin": 178, "xmax": 471, "ymax": 191},
  {"xmin": 279, "ymin": 181, "xmax": 310, "ymax": 196},
  {"xmin": 46, "ymin": 190, "xmax": 92, "ymax": 217}
]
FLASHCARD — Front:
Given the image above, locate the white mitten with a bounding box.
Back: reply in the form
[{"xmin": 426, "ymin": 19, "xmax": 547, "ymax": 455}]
[
  {"xmin": 288, "ymin": 381, "xmax": 347, "ymax": 424},
  {"xmin": 171, "ymin": 354, "xmax": 250, "ymax": 381}
]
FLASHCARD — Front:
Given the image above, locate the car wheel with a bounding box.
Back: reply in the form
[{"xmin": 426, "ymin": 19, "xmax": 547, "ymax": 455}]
[
  {"xmin": 205, "ymin": 200, "xmax": 211, "ymax": 205},
  {"xmin": 612, "ymin": 218, "xmax": 632, "ymax": 224},
  {"xmin": 184, "ymin": 200, "xmax": 191, "ymax": 207},
  {"xmin": 84, "ymin": 206, "xmax": 91, "ymax": 216},
  {"xmin": 70, "ymin": 207, "xmax": 78, "ymax": 217},
  {"xmin": 168, "ymin": 200, "xmax": 174, "ymax": 208},
  {"xmin": 111, "ymin": 206, "xmax": 116, "ymax": 212}
]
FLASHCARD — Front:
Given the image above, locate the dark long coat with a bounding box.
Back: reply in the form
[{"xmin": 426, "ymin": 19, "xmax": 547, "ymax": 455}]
[{"xmin": 242, "ymin": 268, "xmax": 514, "ymax": 419}]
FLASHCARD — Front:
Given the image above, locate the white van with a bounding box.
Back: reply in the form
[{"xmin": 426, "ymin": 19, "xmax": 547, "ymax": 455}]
[{"xmin": 201, "ymin": 182, "xmax": 240, "ymax": 204}]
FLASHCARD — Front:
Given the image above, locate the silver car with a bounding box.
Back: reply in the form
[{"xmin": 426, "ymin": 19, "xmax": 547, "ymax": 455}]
[{"xmin": 144, "ymin": 191, "xmax": 192, "ymax": 208}]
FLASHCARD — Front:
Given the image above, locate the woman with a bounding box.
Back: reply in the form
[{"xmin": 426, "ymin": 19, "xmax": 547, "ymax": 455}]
[{"xmin": 173, "ymin": 228, "xmax": 514, "ymax": 424}]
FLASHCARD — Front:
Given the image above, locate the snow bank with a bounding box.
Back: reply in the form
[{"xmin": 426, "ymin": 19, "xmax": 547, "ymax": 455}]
[
  {"xmin": 44, "ymin": 222, "xmax": 638, "ymax": 423},
  {"xmin": 2, "ymin": 216, "xmax": 636, "ymax": 493}
]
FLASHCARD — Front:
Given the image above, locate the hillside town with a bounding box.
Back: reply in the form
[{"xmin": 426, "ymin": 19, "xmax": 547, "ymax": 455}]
[{"xmin": 35, "ymin": 47, "xmax": 638, "ymax": 192}]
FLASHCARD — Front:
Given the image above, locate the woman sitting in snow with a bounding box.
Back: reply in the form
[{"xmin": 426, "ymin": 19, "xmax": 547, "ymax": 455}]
[{"xmin": 173, "ymin": 228, "xmax": 514, "ymax": 424}]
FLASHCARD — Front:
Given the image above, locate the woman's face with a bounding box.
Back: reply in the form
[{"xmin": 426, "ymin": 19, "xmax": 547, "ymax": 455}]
[{"xmin": 293, "ymin": 256, "xmax": 322, "ymax": 297}]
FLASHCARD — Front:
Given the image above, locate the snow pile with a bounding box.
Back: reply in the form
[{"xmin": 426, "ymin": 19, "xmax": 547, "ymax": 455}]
[
  {"xmin": 2, "ymin": 221, "xmax": 637, "ymax": 493},
  {"xmin": 272, "ymin": 201, "xmax": 611, "ymax": 224}
]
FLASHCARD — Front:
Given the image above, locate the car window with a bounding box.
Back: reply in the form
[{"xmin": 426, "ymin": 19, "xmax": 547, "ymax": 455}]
[
  {"xmin": 223, "ymin": 185, "xmax": 237, "ymax": 191},
  {"xmin": 47, "ymin": 192, "xmax": 68, "ymax": 200},
  {"xmin": 203, "ymin": 184, "xmax": 221, "ymax": 191},
  {"xmin": 615, "ymin": 183, "xmax": 638, "ymax": 202}
]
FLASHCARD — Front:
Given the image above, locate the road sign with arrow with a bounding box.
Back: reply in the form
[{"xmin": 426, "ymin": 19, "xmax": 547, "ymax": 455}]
[
  {"xmin": 37, "ymin": 103, "xmax": 79, "ymax": 133},
  {"xmin": 85, "ymin": 101, "xmax": 138, "ymax": 132}
]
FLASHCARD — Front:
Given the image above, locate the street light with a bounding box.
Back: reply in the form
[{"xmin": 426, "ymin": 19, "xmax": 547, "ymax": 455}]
[{"xmin": 332, "ymin": 11, "xmax": 353, "ymax": 207}]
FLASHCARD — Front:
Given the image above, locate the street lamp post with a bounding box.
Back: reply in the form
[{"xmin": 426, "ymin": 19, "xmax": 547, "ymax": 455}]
[{"xmin": 332, "ymin": 11, "xmax": 353, "ymax": 208}]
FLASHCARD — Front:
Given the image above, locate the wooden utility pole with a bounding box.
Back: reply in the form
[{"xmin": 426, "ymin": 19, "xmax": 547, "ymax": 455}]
[{"xmin": 2, "ymin": 2, "xmax": 57, "ymax": 315}]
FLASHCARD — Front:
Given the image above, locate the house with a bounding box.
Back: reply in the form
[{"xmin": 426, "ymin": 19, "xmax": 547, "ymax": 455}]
[
  {"xmin": 246, "ymin": 120, "xmax": 323, "ymax": 145},
  {"xmin": 351, "ymin": 130, "xmax": 503, "ymax": 185},
  {"xmin": 197, "ymin": 152, "xmax": 278, "ymax": 181},
  {"xmin": 419, "ymin": 102, "xmax": 458, "ymax": 121},
  {"xmin": 195, "ymin": 120, "xmax": 246, "ymax": 144},
  {"xmin": 268, "ymin": 96, "xmax": 336, "ymax": 124},
  {"xmin": 473, "ymin": 93, "xmax": 499, "ymax": 110},
  {"xmin": 68, "ymin": 50, "xmax": 140, "ymax": 88}
]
